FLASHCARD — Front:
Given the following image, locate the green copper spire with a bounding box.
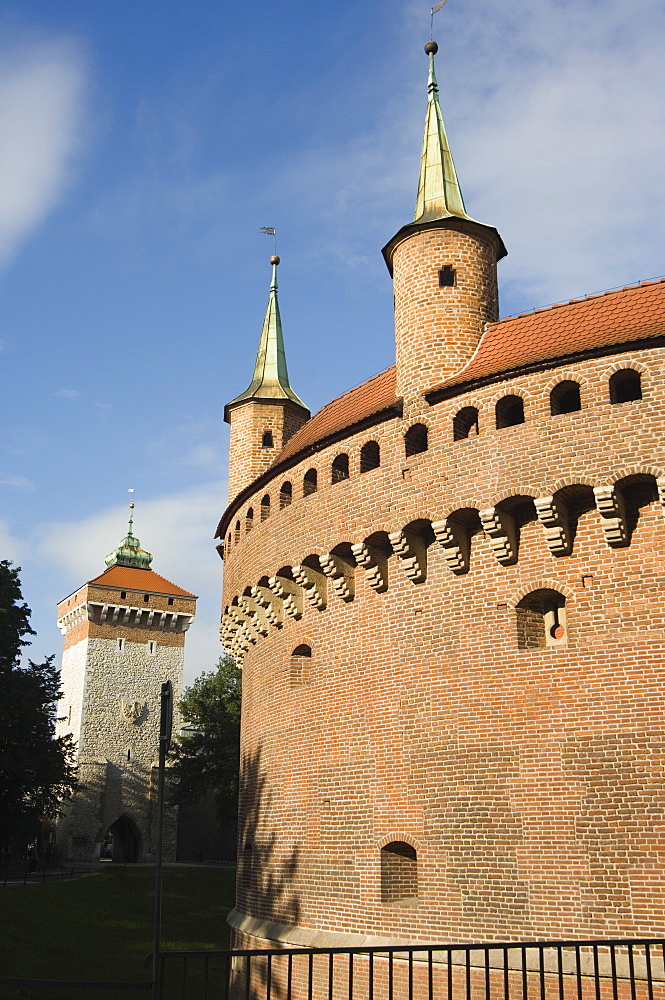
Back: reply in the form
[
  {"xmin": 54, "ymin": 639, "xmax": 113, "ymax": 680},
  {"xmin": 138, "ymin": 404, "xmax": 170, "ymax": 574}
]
[
  {"xmin": 414, "ymin": 40, "xmax": 472, "ymax": 224},
  {"xmin": 226, "ymin": 256, "xmax": 307, "ymax": 412},
  {"xmin": 105, "ymin": 503, "xmax": 153, "ymax": 569}
]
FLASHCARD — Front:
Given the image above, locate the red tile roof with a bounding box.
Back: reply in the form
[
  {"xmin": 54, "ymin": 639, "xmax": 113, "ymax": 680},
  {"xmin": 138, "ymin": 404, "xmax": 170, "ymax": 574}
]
[
  {"xmin": 436, "ymin": 277, "xmax": 665, "ymax": 391},
  {"xmin": 86, "ymin": 565, "xmax": 196, "ymax": 598},
  {"xmin": 275, "ymin": 366, "xmax": 399, "ymax": 464}
]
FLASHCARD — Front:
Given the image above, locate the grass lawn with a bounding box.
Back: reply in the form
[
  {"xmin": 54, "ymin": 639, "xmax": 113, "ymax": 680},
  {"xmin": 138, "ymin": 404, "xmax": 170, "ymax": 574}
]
[{"xmin": 0, "ymin": 865, "xmax": 236, "ymax": 999}]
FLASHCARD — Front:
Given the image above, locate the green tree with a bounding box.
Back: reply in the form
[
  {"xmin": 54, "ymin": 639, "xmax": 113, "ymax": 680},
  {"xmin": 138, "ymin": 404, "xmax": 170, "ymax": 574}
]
[
  {"xmin": 169, "ymin": 655, "xmax": 241, "ymax": 824},
  {"xmin": 0, "ymin": 560, "xmax": 78, "ymax": 845}
]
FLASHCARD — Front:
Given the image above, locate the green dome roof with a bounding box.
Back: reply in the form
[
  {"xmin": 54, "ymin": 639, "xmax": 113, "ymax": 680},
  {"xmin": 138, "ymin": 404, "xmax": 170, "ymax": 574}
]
[{"xmin": 105, "ymin": 508, "xmax": 153, "ymax": 569}]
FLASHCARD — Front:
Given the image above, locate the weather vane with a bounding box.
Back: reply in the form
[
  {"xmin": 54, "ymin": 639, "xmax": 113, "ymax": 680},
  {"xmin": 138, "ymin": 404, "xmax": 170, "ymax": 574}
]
[
  {"xmin": 430, "ymin": 0, "xmax": 448, "ymax": 38},
  {"xmin": 128, "ymin": 487, "xmax": 135, "ymax": 512},
  {"xmin": 260, "ymin": 227, "xmax": 277, "ymax": 255}
]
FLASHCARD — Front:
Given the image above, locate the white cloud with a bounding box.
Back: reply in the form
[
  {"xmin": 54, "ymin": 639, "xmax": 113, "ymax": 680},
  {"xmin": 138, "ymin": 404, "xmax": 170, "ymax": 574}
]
[
  {"xmin": 0, "ymin": 34, "xmax": 87, "ymax": 267},
  {"xmin": 0, "ymin": 518, "xmax": 24, "ymax": 563},
  {"xmin": 55, "ymin": 388, "xmax": 81, "ymax": 400},
  {"xmin": 0, "ymin": 474, "xmax": 34, "ymax": 490}
]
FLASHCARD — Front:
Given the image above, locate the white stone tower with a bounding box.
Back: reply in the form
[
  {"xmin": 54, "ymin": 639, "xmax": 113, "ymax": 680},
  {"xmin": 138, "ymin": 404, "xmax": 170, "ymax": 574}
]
[{"xmin": 55, "ymin": 507, "xmax": 197, "ymax": 862}]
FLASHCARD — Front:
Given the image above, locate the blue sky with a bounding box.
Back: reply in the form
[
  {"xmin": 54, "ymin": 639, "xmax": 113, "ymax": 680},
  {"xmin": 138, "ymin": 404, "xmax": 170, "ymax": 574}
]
[{"xmin": 2, "ymin": 0, "xmax": 664, "ymax": 687}]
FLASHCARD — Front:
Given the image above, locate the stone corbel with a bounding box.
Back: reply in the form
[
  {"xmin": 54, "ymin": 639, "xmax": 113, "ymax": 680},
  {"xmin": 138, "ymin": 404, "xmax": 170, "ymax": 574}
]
[
  {"xmin": 319, "ymin": 552, "xmax": 355, "ymax": 602},
  {"xmin": 227, "ymin": 605, "xmax": 259, "ymax": 645},
  {"xmin": 478, "ymin": 507, "xmax": 518, "ymax": 565},
  {"xmin": 292, "ymin": 564, "xmax": 327, "ymax": 611},
  {"xmin": 250, "ymin": 583, "xmax": 284, "ymax": 627},
  {"xmin": 432, "ymin": 518, "xmax": 470, "ymax": 574},
  {"xmin": 593, "ymin": 485, "xmax": 628, "ymax": 547},
  {"xmin": 534, "ymin": 495, "xmax": 571, "ymax": 556},
  {"xmin": 657, "ymin": 477, "xmax": 665, "ymax": 523},
  {"xmin": 388, "ymin": 529, "xmax": 427, "ymax": 584},
  {"xmin": 238, "ymin": 595, "xmax": 269, "ymax": 637},
  {"xmin": 267, "ymin": 575, "xmax": 303, "ymax": 620},
  {"xmin": 351, "ymin": 541, "xmax": 389, "ymax": 593}
]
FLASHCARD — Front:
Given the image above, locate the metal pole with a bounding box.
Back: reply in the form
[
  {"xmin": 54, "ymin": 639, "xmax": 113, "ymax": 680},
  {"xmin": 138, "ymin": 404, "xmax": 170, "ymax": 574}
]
[{"xmin": 152, "ymin": 680, "xmax": 173, "ymax": 1000}]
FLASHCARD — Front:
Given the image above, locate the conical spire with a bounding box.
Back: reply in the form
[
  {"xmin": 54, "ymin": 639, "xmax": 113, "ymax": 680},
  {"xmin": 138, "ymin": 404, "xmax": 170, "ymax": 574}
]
[
  {"xmin": 105, "ymin": 503, "xmax": 153, "ymax": 569},
  {"xmin": 414, "ymin": 40, "xmax": 472, "ymax": 224},
  {"xmin": 226, "ymin": 256, "xmax": 307, "ymax": 411}
]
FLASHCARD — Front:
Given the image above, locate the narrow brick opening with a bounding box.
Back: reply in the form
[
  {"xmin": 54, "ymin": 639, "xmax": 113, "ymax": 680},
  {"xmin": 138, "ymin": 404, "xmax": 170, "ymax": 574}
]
[
  {"xmin": 609, "ymin": 369, "xmax": 642, "ymax": 404},
  {"xmin": 381, "ymin": 841, "xmax": 418, "ymax": 903},
  {"xmin": 279, "ymin": 481, "xmax": 292, "ymax": 509},
  {"xmin": 303, "ymin": 468, "xmax": 318, "ymax": 496},
  {"xmin": 453, "ymin": 406, "xmax": 479, "ymax": 440},
  {"xmin": 234, "ymin": 520, "xmax": 241, "ymax": 544},
  {"xmin": 438, "ymin": 264, "xmax": 456, "ymax": 287},
  {"xmin": 496, "ymin": 395, "xmax": 524, "ymax": 428},
  {"xmin": 241, "ymin": 842, "xmax": 253, "ymax": 888},
  {"xmin": 290, "ymin": 644, "xmax": 312, "ymax": 688},
  {"xmin": 360, "ymin": 440, "xmax": 380, "ymax": 473},
  {"xmin": 261, "ymin": 430, "xmax": 274, "ymax": 448},
  {"xmin": 550, "ymin": 380, "xmax": 581, "ymax": 415},
  {"xmin": 331, "ymin": 454, "xmax": 349, "ymax": 483},
  {"xmin": 260, "ymin": 494, "xmax": 271, "ymax": 521},
  {"xmin": 245, "ymin": 507, "xmax": 254, "ymax": 532},
  {"xmin": 516, "ymin": 589, "xmax": 567, "ymax": 651},
  {"xmin": 404, "ymin": 423, "xmax": 428, "ymax": 457}
]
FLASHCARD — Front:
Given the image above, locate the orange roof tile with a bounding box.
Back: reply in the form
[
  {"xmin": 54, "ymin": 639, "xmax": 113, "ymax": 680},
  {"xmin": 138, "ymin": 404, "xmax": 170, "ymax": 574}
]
[
  {"xmin": 86, "ymin": 564, "xmax": 196, "ymax": 598},
  {"xmin": 434, "ymin": 277, "xmax": 665, "ymax": 393},
  {"xmin": 275, "ymin": 366, "xmax": 400, "ymax": 464}
]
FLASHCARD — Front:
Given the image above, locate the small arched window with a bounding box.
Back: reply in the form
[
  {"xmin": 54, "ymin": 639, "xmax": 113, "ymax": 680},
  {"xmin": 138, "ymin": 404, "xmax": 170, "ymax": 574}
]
[
  {"xmin": 245, "ymin": 508, "xmax": 254, "ymax": 532},
  {"xmin": 260, "ymin": 494, "xmax": 271, "ymax": 521},
  {"xmin": 609, "ymin": 369, "xmax": 642, "ymax": 404},
  {"xmin": 550, "ymin": 381, "xmax": 581, "ymax": 415},
  {"xmin": 381, "ymin": 841, "xmax": 418, "ymax": 903},
  {"xmin": 453, "ymin": 406, "xmax": 479, "ymax": 440},
  {"xmin": 241, "ymin": 842, "xmax": 253, "ymax": 888},
  {"xmin": 303, "ymin": 469, "xmax": 318, "ymax": 496},
  {"xmin": 360, "ymin": 441, "xmax": 380, "ymax": 473},
  {"xmin": 404, "ymin": 423, "xmax": 428, "ymax": 457},
  {"xmin": 496, "ymin": 394, "xmax": 524, "ymax": 428},
  {"xmin": 516, "ymin": 589, "xmax": 567, "ymax": 651},
  {"xmin": 290, "ymin": 644, "xmax": 312, "ymax": 688},
  {"xmin": 331, "ymin": 454, "xmax": 349, "ymax": 483},
  {"xmin": 261, "ymin": 430, "xmax": 274, "ymax": 448},
  {"xmin": 279, "ymin": 482, "xmax": 292, "ymax": 509},
  {"xmin": 234, "ymin": 520, "xmax": 241, "ymax": 544}
]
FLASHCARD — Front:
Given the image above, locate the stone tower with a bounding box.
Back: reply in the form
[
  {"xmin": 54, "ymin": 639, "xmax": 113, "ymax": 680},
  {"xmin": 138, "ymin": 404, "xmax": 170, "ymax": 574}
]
[
  {"xmin": 55, "ymin": 508, "xmax": 197, "ymax": 863},
  {"xmin": 224, "ymin": 255, "xmax": 310, "ymax": 502},
  {"xmin": 382, "ymin": 41, "xmax": 507, "ymax": 413}
]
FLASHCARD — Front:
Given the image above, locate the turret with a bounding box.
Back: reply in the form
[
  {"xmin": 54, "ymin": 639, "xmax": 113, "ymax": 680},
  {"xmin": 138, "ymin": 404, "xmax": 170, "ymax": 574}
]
[
  {"xmin": 225, "ymin": 256, "xmax": 310, "ymax": 501},
  {"xmin": 382, "ymin": 41, "xmax": 507, "ymax": 412}
]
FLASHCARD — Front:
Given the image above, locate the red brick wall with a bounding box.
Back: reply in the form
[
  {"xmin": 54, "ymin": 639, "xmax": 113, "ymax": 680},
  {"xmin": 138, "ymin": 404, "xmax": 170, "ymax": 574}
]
[{"xmin": 227, "ymin": 400, "xmax": 309, "ymax": 502}]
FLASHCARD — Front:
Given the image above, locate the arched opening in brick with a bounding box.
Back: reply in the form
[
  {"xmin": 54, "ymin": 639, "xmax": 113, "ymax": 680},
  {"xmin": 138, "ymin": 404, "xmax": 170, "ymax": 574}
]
[
  {"xmin": 516, "ymin": 589, "xmax": 567, "ymax": 651},
  {"xmin": 453, "ymin": 406, "xmax": 479, "ymax": 440},
  {"xmin": 610, "ymin": 368, "xmax": 642, "ymax": 403},
  {"xmin": 381, "ymin": 841, "xmax": 418, "ymax": 903},
  {"xmin": 261, "ymin": 429, "xmax": 274, "ymax": 448},
  {"xmin": 404, "ymin": 423, "xmax": 428, "ymax": 457},
  {"xmin": 553, "ymin": 484, "xmax": 595, "ymax": 553},
  {"xmin": 279, "ymin": 481, "xmax": 292, "ymax": 509},
  {"xmin": 234, "ymin": 520, "xmax": 241, "ymax": 544},
  {"xmin": 260, "ymin": 494, "xmax": 271, "ymax": 521},
  {"xmin": 360, "ymin": 440, "xmax": 381, "ymax": 472},
  {"xmin": 445, "ymin": 507, "xmax": 484, "ymax": 571},
  {"xmin": 245, "ymin": 507, "xmax": 254, "ymax": 532},
  {"xmin": 495, "ymin": 395, "xmax": 524, "ymax": 428},
  {"xmin": 398, "ymin": 518, "xmax": 435, "ymax": 583},
  {"xmin": 494, "ymin": 495, "xmax": 538, "ymax": 563},
  {"xmin": 303, "ymin": 468, "xmax": 318, "ymax": 496},
  {"xmin": 550, "ymin": 381, "xmax": 581, "ymax": 415},
  {"xmin": 241, "ymin": 841, "xmax": 253, "ymax": 888},
  {"xmin": 331, "ymin": 454, "xmax": 349, "ymax": 483},
  {"xmin": 290, "ymin": 643, "xmax": 312, "ymax": 688},
  {"xmin": 617, "ymin": 474, "xmax": 659, "ymax": 544}
]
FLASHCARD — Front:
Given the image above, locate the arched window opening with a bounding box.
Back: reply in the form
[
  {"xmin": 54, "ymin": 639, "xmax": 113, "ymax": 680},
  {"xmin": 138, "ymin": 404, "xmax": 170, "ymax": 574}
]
[
  {"xmin": 279, "ymin": 481, "xmax": 292, "ymax": 509},
  {"xmin": 234, "ymin": 520, "xmax": 241, "ymax": 544},
  {"xmin": 360, "ymin": 441, "xmax": 380, "ymax": 473},
  {"xmin": 260, "ymin": 494, "xmax": 271, "ymax": 521},
  {"xmin": 453, "ymin": 406, "xmax": 479, "ymax": 440},
  {"xmin": 245, "ymin": 507, "xmax": 254, "ymax": 532},
  {"xmin": 619, "ymin": 475, "xmax": 659, "ymax": 544},
  {"xmin": 381, "ymin": 841, "xmax": 418, "ymax": 904},
  {"xmin": 261, "ymin": 430, "xmax": 274, "ymax": 448},
  {"xmin": 550, "ymin": 381, "xmax": 581, "ymax": 415},
  {"xmin": 609, "ymin": 369, "xmax": 642, "ymax": 404},
  {"xmin": 290, "ymin": 644, "xmax": 312, "ymax": 688},
  {"xmin": 404, "ymin": 423, "xmax": 428, "ymax": 457},
  {"xmin": 516, "ymin": 589, "xmax": 567, "ymax": 651},
  {"xmin": 303, "ymin": 469, "xmax": 318, "ymax": 496},
  {"xmin": 241, "ymin": 842, "xmax": 253, "ymax": 888},
  {"xmin": 496, "ymin": 395, "xmax": 524, "ymax": 429},
  {"xmin": 331, "ymin": 454, "xmax": 349, "ymax": 483}
]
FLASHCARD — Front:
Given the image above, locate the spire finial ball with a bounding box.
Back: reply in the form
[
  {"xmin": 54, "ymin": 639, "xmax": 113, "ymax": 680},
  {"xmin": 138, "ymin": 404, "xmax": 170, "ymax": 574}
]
[
  {"xmin": 270, "ymin": 255, "xmax": 280, "ymax": 265},
  {"xmin": 424, "ymin": 40, "xmax": 438, "ymax": 55}
]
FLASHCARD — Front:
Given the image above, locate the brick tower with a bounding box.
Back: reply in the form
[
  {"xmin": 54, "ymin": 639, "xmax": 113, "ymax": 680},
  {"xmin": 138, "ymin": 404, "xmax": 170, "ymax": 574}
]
[
  {"xmin": 55, "ymin": 506, "xmax": 197, "ymax": 863},
  {"xmin": 224, "ymin": 255, "xmax": 310, "ymax": 502},
  {"xmin": 382, "ymin": 41, "xmax": 507, "ymax": 413}
]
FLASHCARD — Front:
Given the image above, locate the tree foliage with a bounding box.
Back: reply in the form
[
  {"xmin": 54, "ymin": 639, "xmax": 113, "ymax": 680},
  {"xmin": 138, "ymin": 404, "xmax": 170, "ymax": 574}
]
[
  {"xmin": 0, "ymin": 561, "xmax": 78, "ymax": 843},
  {"xmin": 168, "ymin": 655, "xmax": 241, "ymax": 823}
]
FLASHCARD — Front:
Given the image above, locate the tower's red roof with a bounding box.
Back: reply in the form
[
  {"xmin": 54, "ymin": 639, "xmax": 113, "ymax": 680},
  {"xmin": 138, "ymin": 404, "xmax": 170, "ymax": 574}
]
[{"xmin": 86, "ymin": 564, "xmax": 196, "ymax": 598}]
